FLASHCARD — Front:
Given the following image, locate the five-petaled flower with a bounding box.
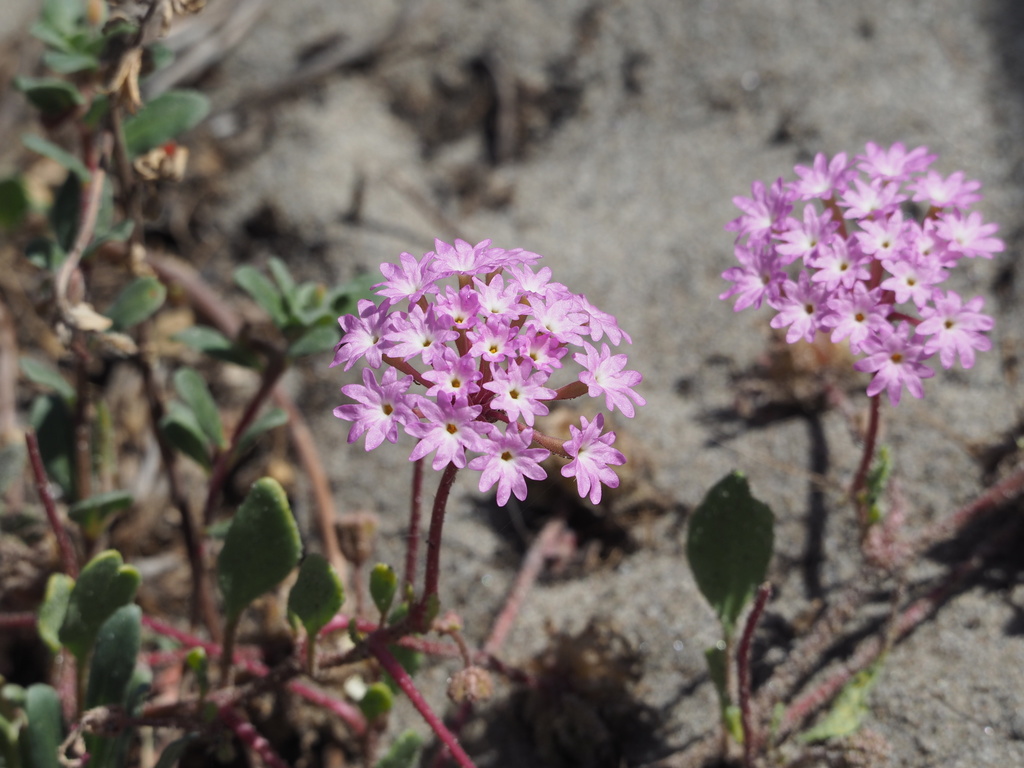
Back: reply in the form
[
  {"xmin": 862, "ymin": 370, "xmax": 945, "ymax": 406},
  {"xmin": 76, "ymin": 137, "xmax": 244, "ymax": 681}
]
[
  {"xmin": 722, "ymin": 142, "xmax": 1002, "ymax": 404},
  {"xmin": 333, "ymin": 239, "xmax": 643, "ymax": 505}
]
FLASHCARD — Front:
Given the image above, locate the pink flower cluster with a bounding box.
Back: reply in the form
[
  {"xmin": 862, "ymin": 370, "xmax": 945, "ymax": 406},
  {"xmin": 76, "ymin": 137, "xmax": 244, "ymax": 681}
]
[
  {"xmin": 721, "ymin": 142, "xmax": 1002, "ymax": 404},
  {"xmin": 332, "ymin": 239, "xmax": 644, "ymax": 505}
]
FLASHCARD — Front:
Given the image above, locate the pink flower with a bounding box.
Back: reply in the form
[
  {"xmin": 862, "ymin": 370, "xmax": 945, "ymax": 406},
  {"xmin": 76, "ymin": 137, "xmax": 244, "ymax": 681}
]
[
  {"xmin": 917, "ymin": 292, "xmax": 994, "ymax": 369},
  {"xmin": 721, "ymin": 142, "xmax": 1001, "ymax": 403},
  {"xmin": 935, "ymin": 211, "xmax": 1004, "ymax": 259},
  {"xmin": 406, "ymin": 399, "xmax": 488, "ymax": 471},
  {"xmin": 574, "ymin": 343, "xmax": 646, "ymax": 418},
  {"xmin": 561, "ymin": 414, "xmax": 625, "ymax": 505},
  {"xmin": 334, "ymin": 367, "xmax": 415, "ymax": 450},
  {"xmin": 854, "ymin": 324, "xmax": 934, "ymax": 405},
  {"xmin": 769, "ymin": 272, "xmax": 829, "ymax": 344},
  {"xmin": 334, "ymin": 240, "xmax": 642, "ymax": 504},
  {"xmin": 468, "ymin": 426, "xmax": 548, "ymax": 506}
]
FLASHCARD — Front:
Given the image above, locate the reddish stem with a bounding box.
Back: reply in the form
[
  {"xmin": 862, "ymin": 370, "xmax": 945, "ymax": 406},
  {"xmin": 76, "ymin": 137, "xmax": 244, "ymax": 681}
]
[
  {"xmin": 404, "ymin": 458, "xmax": 425, "ymax": 592},
  {"xmin": 738, "ymin": 583, "xmax": 771, "ymax": 767},
  {"xmin": 25, "ymin": 431, "xmax": 79, "ymax": 577},
  {"xmin": 142, "ymin": 616, "xmax": 368, "ymax": 735},
  {"xmin": 0, "ymin": 612, "xmax": 37, "ymax": 629},
  {"xmin": 218, "ymin": 706, "xmax": 290, "ymax": 768},
  {"xmin": 414, "ymin": 463, "xmax": 459, "ymax": 631},
  {"xmin": 202, "ymin": 356, "xmax": 286, "ymax": 526},
  {"xmin": 368, "ymin": 636, "xmax": 478, "ymax": 768},
  {"xmin": 850, "ymin": 394, "xmax": 881, "ymax": 532}
]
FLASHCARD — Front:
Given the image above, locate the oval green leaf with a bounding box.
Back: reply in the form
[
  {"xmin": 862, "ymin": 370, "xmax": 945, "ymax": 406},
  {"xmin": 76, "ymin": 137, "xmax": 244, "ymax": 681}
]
[
  {"xmin": 288, "ymin": 553, "xmax": 345, "ymax": 640},
  {"xmin": 22, "ymin": 684, "xmax": 63, "ymax": 768},
  {"xmin": 37, "ymin": 573, "xmax": 75, "ymax": 653},
  {"xmin": 369, "ymin": 563, "xmax": 398, "ymax": 621},
  {"xmin": 85, "ymin": 604, "xmax": 141, "ymax": 708},
  {"xmin": 217, "ymin": 478, "xmax": 302, "ymax": 622},
  {"xmin": 20, "ymin": 356, "xmax": 75, "ymax": 402},
  {"xmin": 173, "ymin": 368, "xmax": 225, "ymax": 450},
  {"xmin": 105, "ymin": 276, "xmax": 166, "ymax": 331},
  {"xmin": 69, "ymin": 490, "xmax": 133, "ymax": 540},
  {"xmin": 686, "ymin": 471, "xmax": 774, "ymax": 637},
  {"xmin": 14, "ymin": 76, "xmax": 84, "ymax": 117},
  {"xmin": 122, "ymin": 90, "xmax": 210, "ymax": 157},
  {"xmin": 59, "ymin": 550, "xmax": 140, "ymax": 662},
  {"xmin": 159, "ymin": 400, "xmax": 211, "ymax": 470}
]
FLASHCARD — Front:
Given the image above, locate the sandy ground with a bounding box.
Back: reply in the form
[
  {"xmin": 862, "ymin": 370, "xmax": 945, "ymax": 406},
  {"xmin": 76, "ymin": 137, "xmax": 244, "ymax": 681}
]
[
  {"xmin": 192, "ymin": 1, "xmax": 1024, "ymax": 766},
  {"xmin": 8, "ymin": 0, "xmax": 1024, "ymax": 765}
]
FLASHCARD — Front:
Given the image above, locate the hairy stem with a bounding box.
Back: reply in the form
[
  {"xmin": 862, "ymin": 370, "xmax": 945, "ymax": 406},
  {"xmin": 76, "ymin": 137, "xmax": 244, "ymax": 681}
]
[
  {"xmin": 404, "ymin": 458, "xmax": 425, "ymax": 592},
  {"xmin": 414, "ymin": 463, "xmax": 459, "ymax": 631},
  {"xmin": 738, "ymin": 583, "xmax": 771, "ymax": 768},
  {"xmin": 850, "ymin": 394, "xmax": 881, "ymax": 534}
]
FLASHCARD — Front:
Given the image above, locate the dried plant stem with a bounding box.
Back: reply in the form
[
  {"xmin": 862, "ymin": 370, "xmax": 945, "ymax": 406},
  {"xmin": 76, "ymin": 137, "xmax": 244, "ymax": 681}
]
[
  {"xmin": 738, "ymin": 583, "xmax": 771, "ymax": 768},
  {"xmin": 368, "ymin": 636, "xmax": 478, "ymax": 768},
  {"xmin": 850, "ymin": 394, "xmax": 881, "ymax": 532},
  {"xmin": 484, "ymin": 517, "xmax": 569, "ymax": 656},
  {"xmin": 909, "ymin": 459, "xmax": 1024, "ymax": 557},
  {"xmin": 777, "ymin": 556, "xmax": 974, "ymax": 740},
  {"xmin": 26, "ymin": 431, "xmax": 79, "ymax": 577}
]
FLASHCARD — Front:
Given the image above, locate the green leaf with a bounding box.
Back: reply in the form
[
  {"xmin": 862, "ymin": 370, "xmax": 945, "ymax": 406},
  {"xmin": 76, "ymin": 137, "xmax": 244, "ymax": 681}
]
[
  {"xmin": 38, "ymin": 0, "xmax": 85, "ymax": 38},
  {"xmin": 20, "ymin": 357, "xmax": 75, "ymax": 402},
  {"xmin": 173, "ymin": 368, "xmax": 225, "ymax": 450},
  {"xmin": 152, "ymin": 735, "xmax": 197, "ymax": 768},
  {"xmin": 704, "ymin": 644, "xmax": 729, "ymax": 708},
  {"xmin": 146, "ymin": 42, "xmax": 174, "ymax": 74},
  {"xmin": 864, "ymin": 445, "xmax": 892, "ymax": 526},
  {"xmin": 29, "ymin": 394, "xmax": 75, "ymax": 500},
  {"xmin": 105, "ymin": 276, "xmax": 166, "ymax": 331},
  {"xmin": 217, "ymin": 478, "xmax": 302, "ymax": 622},
  {"xmin": 358, "ymin": 682, "xmax": 393, "ymax": 720},
  {"xmin": 374, "ymin": 730, "xmax": 423, "ymax": 768},
  {"xmin": 14, "ymin": 77, "xmax": 84, "ymax": 118},
  {"xmin": 234, "ymin": 266, "xmax": 287, "ymax": 326},
  {"xmin": 42, "ymin": 49, "xmax": 99, "ymax": 74},
  {"xmin": 159, "ymin": 400, "xmax": 211, "ymax": 470},
  {"xmin": 267, "ymin": 258, "xmax": 298, "ymax": 308},
  {"xmin": 69, "ymin": 490, "xmax": 133, "ymax": 540},
  {"xmin": 122, "ymin": 90, "xmax": 210, "ymax": 157},
  {"xmin": 50, "ymin": 173, "xmax": 80, "ymax": 253},
  {"xmin": 25, "ymin": 238, "xmax": 65, "ymax": 271},
  {"xmin": 85, "ymin": 605, "xmax": 141, "ymax": 708},
  {"xmin": 58, "ymin": 550, "xmax": 140, "ymax": 662},
  {"xmin": 37, "ymin": 573, "xmax": 75, "ymax": 653},
  {"xmin": 22, "ymin": 134, "xmax": 91, "ymax": 182},
  {"xmin": 369, "ymin": 564, "xmax": 398, "ymax": 621},
  {"xmin": 328, "ymin": 273, "xmax": 380, "ymax": 315},
  {"xmin": 288, "ymin": 318, "xmax": 339, "ymax": 358},
  {"xmin": 288, "ymin": 553, "xmax": 345, "ymax": 640},
  {"xmin": 0, "ymin": 176, "xmax": 30, "ymax": 230},
  {"xmin": 173, "ymin": 326, "xmax": 260, "ymax": 368},
  {"xmin": 236, "ymin": 407, "xmax": 288, "ymax": 455},
  {"xmin": 686, "ymin": 472, "xmax": 774, "ymax": 637},
  {"xmin": 290, "ymin": 282, "xmax": 330, "ymax": 326},
  {"xmin": 21, "ymin": 685, "xmax": 62, "ymax": 768},
  {"xmin": 799, "ymin": 661, "xmax": 884, "ymax": 743}
]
